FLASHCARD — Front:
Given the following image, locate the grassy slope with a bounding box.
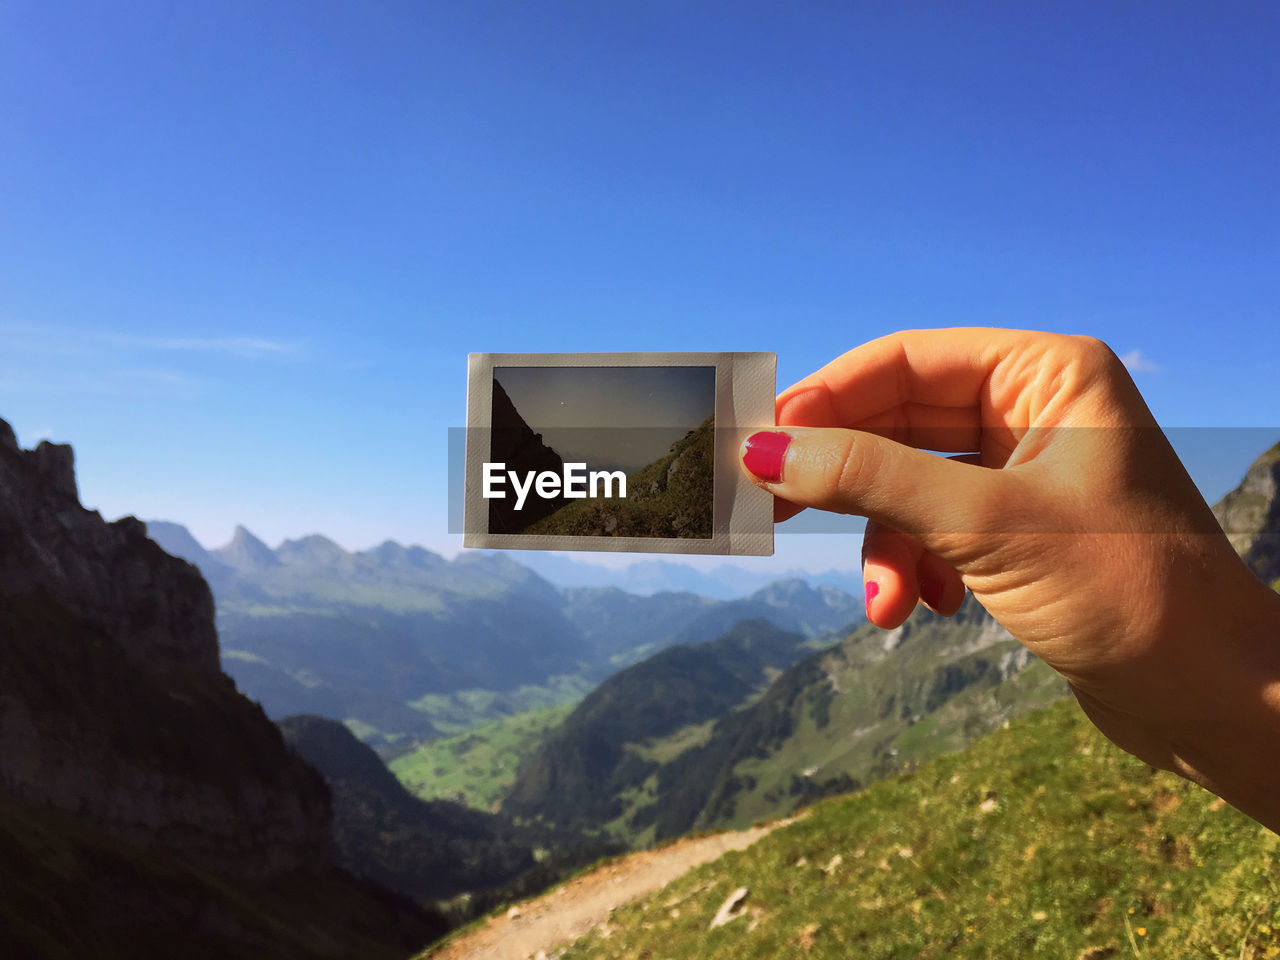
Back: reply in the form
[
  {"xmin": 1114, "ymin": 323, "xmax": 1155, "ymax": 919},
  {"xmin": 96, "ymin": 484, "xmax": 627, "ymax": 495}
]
[
  {"xmin": 556, "ymin": 699, "xmax": 1280, "ymax": 959},
  {"xmin": 522, "ymin": 416, "xmax": 714, "ymax": 540},
  {"xmin": 390, "ymin": 702, "xmax": 576, "ymax": 810}
]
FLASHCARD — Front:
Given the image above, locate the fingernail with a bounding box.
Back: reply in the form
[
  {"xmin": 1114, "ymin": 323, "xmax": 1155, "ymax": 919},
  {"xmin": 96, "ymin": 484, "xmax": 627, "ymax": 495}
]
[
  {"xmin": 865, "ymin": 580, "xmax": 879, "ymax": 612},
  {"xmin": 920, "ymin": 578, "xmax": 943, "ymax": 609},
  {"xmin": 742, "ymin": 431, "xmax": 792, "ymax": 483}
]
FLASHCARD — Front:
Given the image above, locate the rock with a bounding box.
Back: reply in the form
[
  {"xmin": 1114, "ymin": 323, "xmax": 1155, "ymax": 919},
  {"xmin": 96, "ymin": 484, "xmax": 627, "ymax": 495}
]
[
  {"xmin": 1212, "ymin": 441, "xmax": 1280, "ymax": 585},
  {"xmin": 709, "ymin": 886, "xmax": 750, "ymax": 929},
  {"xmin": 823, "ymin": 853, "xmax": 843, "ymax": 874},
  {"xmin": 0, "ymin": 415, "xmax": 328, "ymax": 875}
]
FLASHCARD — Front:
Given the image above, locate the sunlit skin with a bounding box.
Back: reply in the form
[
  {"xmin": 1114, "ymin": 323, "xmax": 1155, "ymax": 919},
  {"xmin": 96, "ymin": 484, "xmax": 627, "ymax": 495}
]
[{"xmin": 740, "ymin": 328, "xmax": 1280, "ymax": 833}]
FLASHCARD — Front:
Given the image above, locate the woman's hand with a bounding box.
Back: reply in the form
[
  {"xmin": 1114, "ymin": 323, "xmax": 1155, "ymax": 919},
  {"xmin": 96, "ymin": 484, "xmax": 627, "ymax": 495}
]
[{"xmin": 740, "ymin": 328, "xmax": 1280, "ymax": 830}]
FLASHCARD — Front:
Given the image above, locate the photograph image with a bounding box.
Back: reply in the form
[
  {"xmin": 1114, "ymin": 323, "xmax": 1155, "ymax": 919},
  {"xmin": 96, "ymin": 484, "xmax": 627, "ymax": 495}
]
[
  {"xmin": 4, "ymin": 3, "xmax": 1279, "ymax": 959},
  {"xmin": 488, "ymin": 364, "xmax": 716, "ymax": 538}
]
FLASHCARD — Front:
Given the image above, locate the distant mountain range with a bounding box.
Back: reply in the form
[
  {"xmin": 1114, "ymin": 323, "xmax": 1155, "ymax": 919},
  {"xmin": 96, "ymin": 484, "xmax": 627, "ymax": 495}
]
[
  {"xmin": 144, "ymin": 521, "xmax": 865, "ymax": 747},
  {"xmin": 495, "ymin": 551, "xmax": 861, "ymax": 599}
]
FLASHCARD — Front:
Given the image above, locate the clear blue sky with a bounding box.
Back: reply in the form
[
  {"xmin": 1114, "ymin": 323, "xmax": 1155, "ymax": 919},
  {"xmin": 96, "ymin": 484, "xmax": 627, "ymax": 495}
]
[{"xmin": 1, "ymin": 2, "xmax": 1276, "ymax": 568}]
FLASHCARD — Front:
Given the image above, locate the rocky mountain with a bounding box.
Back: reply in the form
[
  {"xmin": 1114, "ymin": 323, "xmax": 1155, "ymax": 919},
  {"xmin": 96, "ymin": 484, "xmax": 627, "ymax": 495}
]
[
  {"xmin": 0, "ymin": 417, "xmax": 445, "ymax": 957},
  {"xmin": 1211, "ymin": 439, "xmax": 1280, "ymax": 587},
  {"xmin": 278, "ymin": 715, "xmax": 614, "ymax": 910},
  {"xmin": 145, "ymin": 520, "xmax": 862, "ymax": 746}
]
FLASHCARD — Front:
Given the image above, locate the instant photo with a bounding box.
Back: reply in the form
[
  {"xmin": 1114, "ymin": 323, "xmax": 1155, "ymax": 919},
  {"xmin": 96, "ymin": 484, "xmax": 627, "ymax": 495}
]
[{"xmin": 462, "ymin": 352, "xmax": 775, "ymax": 556}]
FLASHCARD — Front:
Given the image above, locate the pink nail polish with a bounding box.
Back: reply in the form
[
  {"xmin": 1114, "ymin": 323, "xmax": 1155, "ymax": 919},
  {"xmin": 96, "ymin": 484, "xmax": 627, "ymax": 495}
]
[
  {"xmin": 920, "ymin": 578, "xmax": 943, "ymax": 609},
  {"xmin": 742, "ymin": 431, "xmax": 792, "ymax": 483},
  {"xmin": 865, "ymin": 580, "xmax": 879, "ymax": 611}
]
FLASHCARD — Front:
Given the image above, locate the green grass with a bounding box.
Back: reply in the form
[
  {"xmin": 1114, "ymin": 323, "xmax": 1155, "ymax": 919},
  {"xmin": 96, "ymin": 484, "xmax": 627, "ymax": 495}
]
[
  {"xmin": 390, "ymin": 702, "xmax": 575, "ymax": 810},
  {"xmin": 555, "ymin": 699, "xmax": 1280, "ymax": 959},
  {"xmin": 406, "ymin": 674, "xmax": 594, "ymax": 735}
]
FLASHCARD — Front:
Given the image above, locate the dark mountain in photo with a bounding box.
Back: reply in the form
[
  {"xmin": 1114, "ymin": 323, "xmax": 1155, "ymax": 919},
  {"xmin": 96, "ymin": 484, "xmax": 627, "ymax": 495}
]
[
  {"xmin": 489, "ymin": 378, "xmax": 569, "ymax": 534},
  {"xmin": 0, "ymin": 417, "xmax": 445, "ymax": 958}
]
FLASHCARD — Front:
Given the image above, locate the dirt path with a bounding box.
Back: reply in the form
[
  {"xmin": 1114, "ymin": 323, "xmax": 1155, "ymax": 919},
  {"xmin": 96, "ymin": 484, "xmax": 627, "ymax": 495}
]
[{"xmin": 423, "ymin": 819, "xmax": 796, "ymax": 960}]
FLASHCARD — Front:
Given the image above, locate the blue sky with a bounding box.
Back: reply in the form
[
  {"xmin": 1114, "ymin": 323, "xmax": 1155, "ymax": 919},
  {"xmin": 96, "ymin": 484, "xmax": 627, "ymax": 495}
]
[{"xmin": 1, "ymin": 2, "xmax": 1277, "ymax": 571}]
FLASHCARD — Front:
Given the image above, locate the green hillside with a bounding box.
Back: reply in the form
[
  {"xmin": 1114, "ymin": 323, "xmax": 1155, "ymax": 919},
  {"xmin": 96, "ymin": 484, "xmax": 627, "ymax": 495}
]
[
  {"xmin": 501, "ymin": 595, "xmax": 1069, "ymax": 849},
  {"xmin": 556, "ymin": 699, "xmax": 1280, "ymax": 959},
  {"xmin": 523, "ymin": 415, "xmax": 714, "ymax": 539},
  {"xmin": 390, "ymin": 703, "xmax": 576, "ymax": 810},
  {"xmin": 503, "ymin": 619, "xmax": 816, "ymax": 842},
  {"xmin": 648, "ymin": 595, "xmax": 1069, "ymax": 840}
]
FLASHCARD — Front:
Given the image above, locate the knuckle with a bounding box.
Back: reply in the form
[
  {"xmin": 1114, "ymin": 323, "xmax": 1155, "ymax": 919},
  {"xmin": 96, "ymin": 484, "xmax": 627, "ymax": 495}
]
[{"xmin": 831, "ymin": 432, "xmax": 879, "ymax": 508}]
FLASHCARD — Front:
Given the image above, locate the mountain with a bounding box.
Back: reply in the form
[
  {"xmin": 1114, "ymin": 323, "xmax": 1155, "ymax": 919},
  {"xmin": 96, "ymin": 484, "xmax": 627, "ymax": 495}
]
[
  {"xmin": 0, "ymin": 417, "xmax": 445, "ymax": 957},
  {"xmin": 277, "ymin": 715, "xmax": 613, "ymax": 910},
  {"xmin": 504, "ymin": 595, "xmax": 1066, "ymax": 846},
  {"xmin": 644, "ymin": 594, "xmax": 1067, "ymax": 841},
  {"xmin": 560, "ymin": 578, "xmax": 860, "ymax": 668},
  {"xmin": 148, "ymin": 520, "xmax": 862, "ymax": 745},
  {"xmin": 1212, "ymin": 439, "xmax": 1280, "ymax": 587},
  {"xmin": 489, "ymin": 378, "xmax": 568, "ymax": 534},
  {"xmin": 539, "ymin": 699, "xmax": 1280, "ymax": 960},
  {"xmin": 503, "ymin": 619, "xmax": 823, "ymax": 841},
  {"xmin": 523, "ymin": 415, "xmax": 715, "ymax": 540},
  {"xmin": 505, "ymin": 552, "xmax": 861, "ymax": 599}
]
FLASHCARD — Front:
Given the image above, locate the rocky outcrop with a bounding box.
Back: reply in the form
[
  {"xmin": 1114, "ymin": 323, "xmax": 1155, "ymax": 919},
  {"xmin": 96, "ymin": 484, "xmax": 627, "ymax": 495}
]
[
  {"xmin": 0, "ymin": 421, "xmax": 218, "ymax": 672},
  {"xmin": 1212, "ymin": 441, "xmax": 1280, "ymax": 586},
  {"xmin": 0, "ymin": 418, "xmax": 333, "ymax": 876},
  {"xmin": 0, "ymin": 414, "xmax": 448, "ymax": 959}
]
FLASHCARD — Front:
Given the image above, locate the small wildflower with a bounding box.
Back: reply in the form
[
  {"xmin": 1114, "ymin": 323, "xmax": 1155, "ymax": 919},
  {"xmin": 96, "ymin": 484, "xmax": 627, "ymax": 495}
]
[{"xmin": 1137, "ymin": 927, "xmax": 1147, "ymax": 937}]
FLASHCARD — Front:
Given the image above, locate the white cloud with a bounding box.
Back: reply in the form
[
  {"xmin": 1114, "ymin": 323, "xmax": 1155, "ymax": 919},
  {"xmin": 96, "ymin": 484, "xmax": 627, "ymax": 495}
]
[
  {"xmin": 142, "ymin": 336, "xmax": 301, "ymax": 359},
  {"xmin": 1118, "ymin": 350, "xmax": 1160, "ymax": 373},
  {"xmin": 0, "ymin": 322, "xmax": 302, "ymax": 361}
]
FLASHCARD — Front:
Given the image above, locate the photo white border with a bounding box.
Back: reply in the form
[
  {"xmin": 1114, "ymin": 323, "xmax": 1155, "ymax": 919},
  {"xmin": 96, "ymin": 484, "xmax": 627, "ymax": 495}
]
[{"xmin": 463, "ymin": 352, "xmax": 775, "ymax": 556}]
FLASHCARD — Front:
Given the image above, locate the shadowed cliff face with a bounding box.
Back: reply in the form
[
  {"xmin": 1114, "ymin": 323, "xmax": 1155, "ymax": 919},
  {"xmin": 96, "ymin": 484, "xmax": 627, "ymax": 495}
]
[
  {"xmin": 488, "ymin": 378, "xmax": 568, "ymax": 534},
  {"xmin": 0, "ymin": 421, "xmax": 218, "ymax": 672},
  {"xmin": 0, "ymin": 418, "xmax": 329, "ymax": 877},
  {"xmin": 0, "ymin": 416, "xmax": 447, "ymax": 958}
]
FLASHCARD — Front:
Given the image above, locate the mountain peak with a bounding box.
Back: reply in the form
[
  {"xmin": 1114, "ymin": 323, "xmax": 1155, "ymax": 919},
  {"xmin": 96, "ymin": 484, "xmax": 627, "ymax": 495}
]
[
  {"xmin": 214, "ymin": 524, "xmax": 279, "ymax": 572},
  {"xmin": 1212, "ymin": 440, "xmax": 1280, "ymax": 586},
  {"xmin": 277, "ymin": 533, "xmax": 349, "ymax": 566}
]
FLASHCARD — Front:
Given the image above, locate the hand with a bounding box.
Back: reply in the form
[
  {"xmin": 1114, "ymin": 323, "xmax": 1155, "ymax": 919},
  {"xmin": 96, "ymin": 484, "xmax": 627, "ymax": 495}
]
[{"xmin": 740, "ymin": 328, "xmax": 1280, "ymax": 830}]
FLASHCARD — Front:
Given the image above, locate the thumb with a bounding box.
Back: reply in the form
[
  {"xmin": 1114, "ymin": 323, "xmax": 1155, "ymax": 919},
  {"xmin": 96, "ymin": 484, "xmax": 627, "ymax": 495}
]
[{"xmin": 739, "ymin": 427, "xmax": 1011, "ymax": 544}]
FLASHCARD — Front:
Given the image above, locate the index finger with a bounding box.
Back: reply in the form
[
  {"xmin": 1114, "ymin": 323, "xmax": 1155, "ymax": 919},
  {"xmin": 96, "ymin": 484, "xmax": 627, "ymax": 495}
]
[{"xmin": 777, "ymin": 327, "xmax": 1068, "ymax": 450}]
